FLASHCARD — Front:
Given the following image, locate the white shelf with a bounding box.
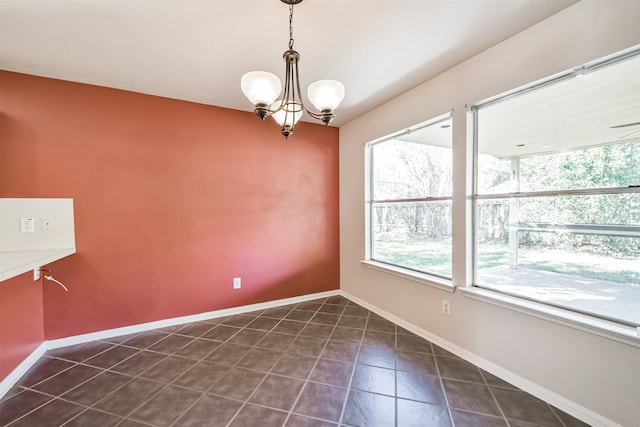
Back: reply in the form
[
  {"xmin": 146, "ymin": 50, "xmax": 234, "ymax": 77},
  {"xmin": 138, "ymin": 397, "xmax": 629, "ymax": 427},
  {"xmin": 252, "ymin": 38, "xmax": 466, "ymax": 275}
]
[
  {"xmin": 0, "ymin": 248, "xmax": 76, "ymax": 282},
  {"xmin": 0, "ymin": 198, "xmax": 76, "ymax": 282}
]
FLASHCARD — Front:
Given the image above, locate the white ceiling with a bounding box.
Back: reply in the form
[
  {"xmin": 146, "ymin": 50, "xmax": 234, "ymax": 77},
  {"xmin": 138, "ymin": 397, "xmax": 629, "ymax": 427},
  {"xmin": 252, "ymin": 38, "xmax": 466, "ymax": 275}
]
[{"xmin": 0, "ymin": 0, "xmax": 578, "ymax": 127}]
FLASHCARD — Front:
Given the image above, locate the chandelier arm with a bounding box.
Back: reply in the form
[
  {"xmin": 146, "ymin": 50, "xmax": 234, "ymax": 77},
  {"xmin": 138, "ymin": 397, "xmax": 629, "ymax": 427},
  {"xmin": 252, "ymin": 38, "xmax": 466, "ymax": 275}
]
[
  {"xmin": 292, "ymin": 54, "xmax": 310, "ymax": 115},
  {"xmin": 281, "ymin": 54, "xmax": 294, "ymax": 110},
  {"xmin": 282, "ymin": 53, "xmax": 297, "ymax": 137}
]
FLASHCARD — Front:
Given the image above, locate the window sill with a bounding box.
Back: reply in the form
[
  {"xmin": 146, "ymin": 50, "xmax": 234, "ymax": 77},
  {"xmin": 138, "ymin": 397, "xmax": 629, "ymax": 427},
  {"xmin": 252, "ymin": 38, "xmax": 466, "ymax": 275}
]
[
  {"xmin": 460, "ymin": 286, "xmax": 640, "ymax": 347},
  {"xmin": 360, "ymin": 260, "xmax": 455, "ymax": 293}
]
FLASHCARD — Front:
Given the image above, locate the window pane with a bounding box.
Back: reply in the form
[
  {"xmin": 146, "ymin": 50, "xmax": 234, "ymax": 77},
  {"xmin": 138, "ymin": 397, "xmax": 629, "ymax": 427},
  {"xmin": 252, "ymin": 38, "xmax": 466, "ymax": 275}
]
[
  {"xmin": 477, "ymin": 54, "xmax": 640, "ymax": 194},
  {"xmin": 373, "ymin": 127, "xmax": 452, "ymax": 200},
  {"xmin": 475, "ymin": 194, "xmax": 640, "ymax": 324},
  {"xmin": 368, "ymin": 117, "xmax": 452, "ymax": 279},
  {"xmin": 473, "ymin": 51, "xmax": 640, "ymax": 327},
  {"xmin": 478, "ymin": 141, "xmax": 639, "ymax": 194},
  {"xmin": 372, "ymin": 201, "xmax": 452, "ymax": 278}
]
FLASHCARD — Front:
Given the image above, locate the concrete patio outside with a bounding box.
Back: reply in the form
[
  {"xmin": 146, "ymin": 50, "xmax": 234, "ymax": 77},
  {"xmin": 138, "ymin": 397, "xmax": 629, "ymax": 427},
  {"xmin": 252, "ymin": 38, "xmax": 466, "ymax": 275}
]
[{"xmin": 476, "ymin": 266, "xmax": 640, "ymax": 326}]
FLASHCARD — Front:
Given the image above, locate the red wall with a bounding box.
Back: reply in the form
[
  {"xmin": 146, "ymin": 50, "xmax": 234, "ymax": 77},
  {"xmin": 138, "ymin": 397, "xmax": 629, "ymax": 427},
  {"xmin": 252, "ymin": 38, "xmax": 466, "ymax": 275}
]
[
  {"xmin": 0, "ymin": 71, "xmax": 339, "ymax": 374},
  {"xmin": 0, "ymin": 273, "xmax": 45, "ymax": 380}
]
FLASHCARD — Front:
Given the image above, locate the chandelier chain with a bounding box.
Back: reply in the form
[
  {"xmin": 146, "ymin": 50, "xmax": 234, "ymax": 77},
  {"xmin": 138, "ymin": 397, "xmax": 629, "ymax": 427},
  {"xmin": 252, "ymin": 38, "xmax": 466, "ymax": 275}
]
[{"xmin": 288, "ymin": 3, "xmax": 294, "ymax": 50}]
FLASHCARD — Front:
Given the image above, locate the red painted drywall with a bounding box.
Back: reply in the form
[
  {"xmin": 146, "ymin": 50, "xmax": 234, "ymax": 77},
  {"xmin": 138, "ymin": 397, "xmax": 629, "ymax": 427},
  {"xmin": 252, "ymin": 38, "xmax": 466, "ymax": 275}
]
[
  {"xmin": 0, "ymin": 71, "xmax": 339, "ymax": 353},
  {"xmin": 0, "ymin": 272, "xmax": 45, "ymax": 380}
]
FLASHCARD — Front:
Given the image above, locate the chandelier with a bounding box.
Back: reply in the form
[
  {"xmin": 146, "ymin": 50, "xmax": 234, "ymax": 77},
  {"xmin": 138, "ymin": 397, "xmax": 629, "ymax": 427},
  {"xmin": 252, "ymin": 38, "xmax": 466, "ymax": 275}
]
[{"xmin": 240, "ymin": 0, "xmax": 345, "ymax": 139}]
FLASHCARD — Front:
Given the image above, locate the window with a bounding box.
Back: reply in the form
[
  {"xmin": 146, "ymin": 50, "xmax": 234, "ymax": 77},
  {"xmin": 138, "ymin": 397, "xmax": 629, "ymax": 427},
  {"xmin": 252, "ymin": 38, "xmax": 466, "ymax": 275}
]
[
  {"xmin": 472, "ymin": 49, "xmax": 640, "ymax": 327},
  {"xmin": 366, "ymin": 114, "xmax": 453, "ymax": 281}
]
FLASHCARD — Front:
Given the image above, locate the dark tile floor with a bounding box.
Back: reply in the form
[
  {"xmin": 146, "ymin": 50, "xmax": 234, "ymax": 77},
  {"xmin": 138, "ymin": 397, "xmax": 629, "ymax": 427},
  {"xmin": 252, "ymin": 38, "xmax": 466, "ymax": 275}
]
[{"xmin": 0, "ymin": 295, "xmax": 590, "ymax": 427}]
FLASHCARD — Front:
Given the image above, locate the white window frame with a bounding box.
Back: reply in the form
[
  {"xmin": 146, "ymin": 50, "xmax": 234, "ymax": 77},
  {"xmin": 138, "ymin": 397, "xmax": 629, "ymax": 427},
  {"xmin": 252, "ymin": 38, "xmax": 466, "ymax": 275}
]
[
  {"xmin": 363, "ymin": 113, "xmax": 455, "ymax": 292},
  {"xmin": 468, "ymin": 47, "xmax": 640, "ymax": 334}
]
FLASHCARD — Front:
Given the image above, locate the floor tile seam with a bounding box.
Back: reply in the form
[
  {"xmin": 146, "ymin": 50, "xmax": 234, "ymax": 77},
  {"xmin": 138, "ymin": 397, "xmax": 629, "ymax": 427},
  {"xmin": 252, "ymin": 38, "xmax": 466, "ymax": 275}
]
[
  {"xmin": 171, "ymin": 328, "xmax": 217, "ymax": 339},
  {"xmin": 120, "ymin": 381, "xmax": 190, "ymax": 426},
  {"xmin": 84, "ymin": 350, "xmax": 173, "ymax": 380},
  {"xmin": 114, "ymin": 416, "xmax": 159, "ymax": 427},
  {"xmin": 0, "ymin": 388, "xmax": 56, "ymax": 427},
  {"xmin": 287, "ymin": 409, "xmax": 343, "ymax": 425},
  {"xmin": 451, "ymin": 407, "xmax": 511, "ymax": 422},
  {"xmin": 9, "ymin": 356, "xmax": 81, "ymax": 390},
  {"xmin": 25, "ymin": 361, "xmax": 109, "ymax": 404},
  {"xmin": 501, "ymin": 408, "xmax": 567, "ymax": 427},
  {"xmin": 439, "ymin": 375, "xmax": 501, "ymax": 386},
  {"xmin": 203, "ymin": 307, "xmax": 322, "ymax": 425},
  {"xmin": 47, "ymin": 341, "xmax": 118, "ymax": 364},
  {"xmin": 147, "ymin": 334, "xmax": 199, "ymax": 354},
  {"xmin": 318, "ymin": 350, "xmax": 359, "ymax": 364},
  {"xmin": 284, "ymin": 305, "xmax": 356, "ymax": 426},
  {"xmin": 101, "ymin": 354, "xmax": 195, "ymax": 383},
  {"xmin": 394, "ymin": 393, "xmax": 451, "ymax": 407},
  {"xmin": 58, "ymin": 404, "xmax": 126, "ymax": 427},
  {"xmin": 79, "ymin": 374, "xmax": 165, "ymax": 419},
  {"xmin": 395, "ymin": 372, "xmax": 399, "ymax": 427},
  {"xmin": 200, "ymin": 388, "xmax": 250, "ymax": 405},
  {"xmin": 446, "ymin": 398, "xmax": 508, "ymax": 419},
  {"xmin": 115, "ymin": 340, "xmax": 178, "ymax": 355},
  {"xmin": 3, "ymin": 389, "xmax": 102, "ymax": 427},
  {"xmin": 546, "ymin": 402, "xmax": 572, "ymax": 427},
  {"xmin": 224, "ymin": 400, "xmax": 291, "ymax": 427},
  {"xmin": 88, "ymin": 362, "xmax": 188, "ymax": 421},
  {"xmin": 80, "ymin": 345, "xmax": 148, "ymax": 371},
  {"xmin": 336, "ymin": 311, "xmax": 371, "ymax": 426},
  {"xmin": 478, "ymin": 369, "xmax": 518, "ymax": 427},
  {"xmin": 0, "ymin": 386, "xmax": 25, "ymax": 403},
  {"xmin": 165, "ymin": 389, "xmax": 234, "ymax": 427},
  {"xmin": 432, "ymin": 343, "xmax": 457, "ymax": 427},
  {"xmin": 218, "ymin": 307, "xmax": 318, "ymax": 349},
  {"xmin": 204, "ymin": 311, "xmax": 317, "ymax": 368},
  {"xmin": 221, "ymin": 383, "xmax": 280, "ymax": 426}
]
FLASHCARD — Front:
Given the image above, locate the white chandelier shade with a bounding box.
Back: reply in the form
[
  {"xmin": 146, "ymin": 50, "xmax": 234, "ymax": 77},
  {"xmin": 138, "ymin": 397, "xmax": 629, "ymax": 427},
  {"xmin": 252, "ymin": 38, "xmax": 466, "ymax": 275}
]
[
  {"xmin": 240, "ymin": 71, "xmax": 282, "ymax": 107},
  {"xmin": 271, "ymin": 101, "xmax": 303, "ymax": 127},
  {"xmin": 307, "ymin": 80, "xmax": 345, "ymax": 112}
]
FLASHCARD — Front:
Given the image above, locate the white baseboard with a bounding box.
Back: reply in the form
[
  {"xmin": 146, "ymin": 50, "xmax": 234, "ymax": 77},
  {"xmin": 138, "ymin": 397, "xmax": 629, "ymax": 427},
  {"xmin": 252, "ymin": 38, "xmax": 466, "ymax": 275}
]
[
  {"xmin": 340, "ymin": 290, "xmax": 619, "ymax": 427},
  {"xmin": 47, "ymin": 290, "xmax": 340, "ymax": 349},
  {"xmin": 1, "ymin": 289, "xmax": 339, "ymax": 399},
  {"xmin": 0, "ymin": 342, "xmax": 47, "ymax": 400}
]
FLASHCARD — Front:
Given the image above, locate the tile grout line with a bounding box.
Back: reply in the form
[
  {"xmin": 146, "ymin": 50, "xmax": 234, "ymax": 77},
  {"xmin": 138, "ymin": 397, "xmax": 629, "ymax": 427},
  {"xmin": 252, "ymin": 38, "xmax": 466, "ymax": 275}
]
[
  {"xmin": 116, "ymin": 315, "xmax": 251, "ymax": 426},
  {"xmin": 336, "ymin": 305, "xmax": 370, "ymax": 427},
  {"xmin": 282, "ymin": 297, "xmax": 353, "ymax": 427},
  {"xmin": 478, "ymin": 367, "xmax": 512, "ymax": 427},
  {"xmin": 223, "ymin": 299, "xmax": 329, "ymax": 426},
  {"xmin": 3, "ymin": 347, "xmax": 120, "ymax": 427},
  {"xmin": 59, "ymin": 328, "xmax": 219, "ymax": 426}
]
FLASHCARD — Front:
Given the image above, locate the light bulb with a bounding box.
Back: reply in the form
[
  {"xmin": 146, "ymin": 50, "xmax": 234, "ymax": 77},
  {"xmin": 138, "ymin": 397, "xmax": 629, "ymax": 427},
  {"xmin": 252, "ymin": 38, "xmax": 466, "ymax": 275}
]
[{"xmin": 307, "ymin": 80, "xmax": 345, "ymax": 111}]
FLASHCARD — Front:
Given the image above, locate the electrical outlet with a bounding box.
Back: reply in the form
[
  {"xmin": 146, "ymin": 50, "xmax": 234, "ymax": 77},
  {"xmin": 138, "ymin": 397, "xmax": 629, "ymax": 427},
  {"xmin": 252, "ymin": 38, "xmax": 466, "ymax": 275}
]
[
  {"xmin": 233, "ymin": 277, "xmax": 241, "ymax": 289},
  {"xmin": 442, "ymin": 300, "xmax": 451, "ymax": 317},
  {"xmin": 42, "ymin": 217, "xmax": 54, "ymax": 231}
]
